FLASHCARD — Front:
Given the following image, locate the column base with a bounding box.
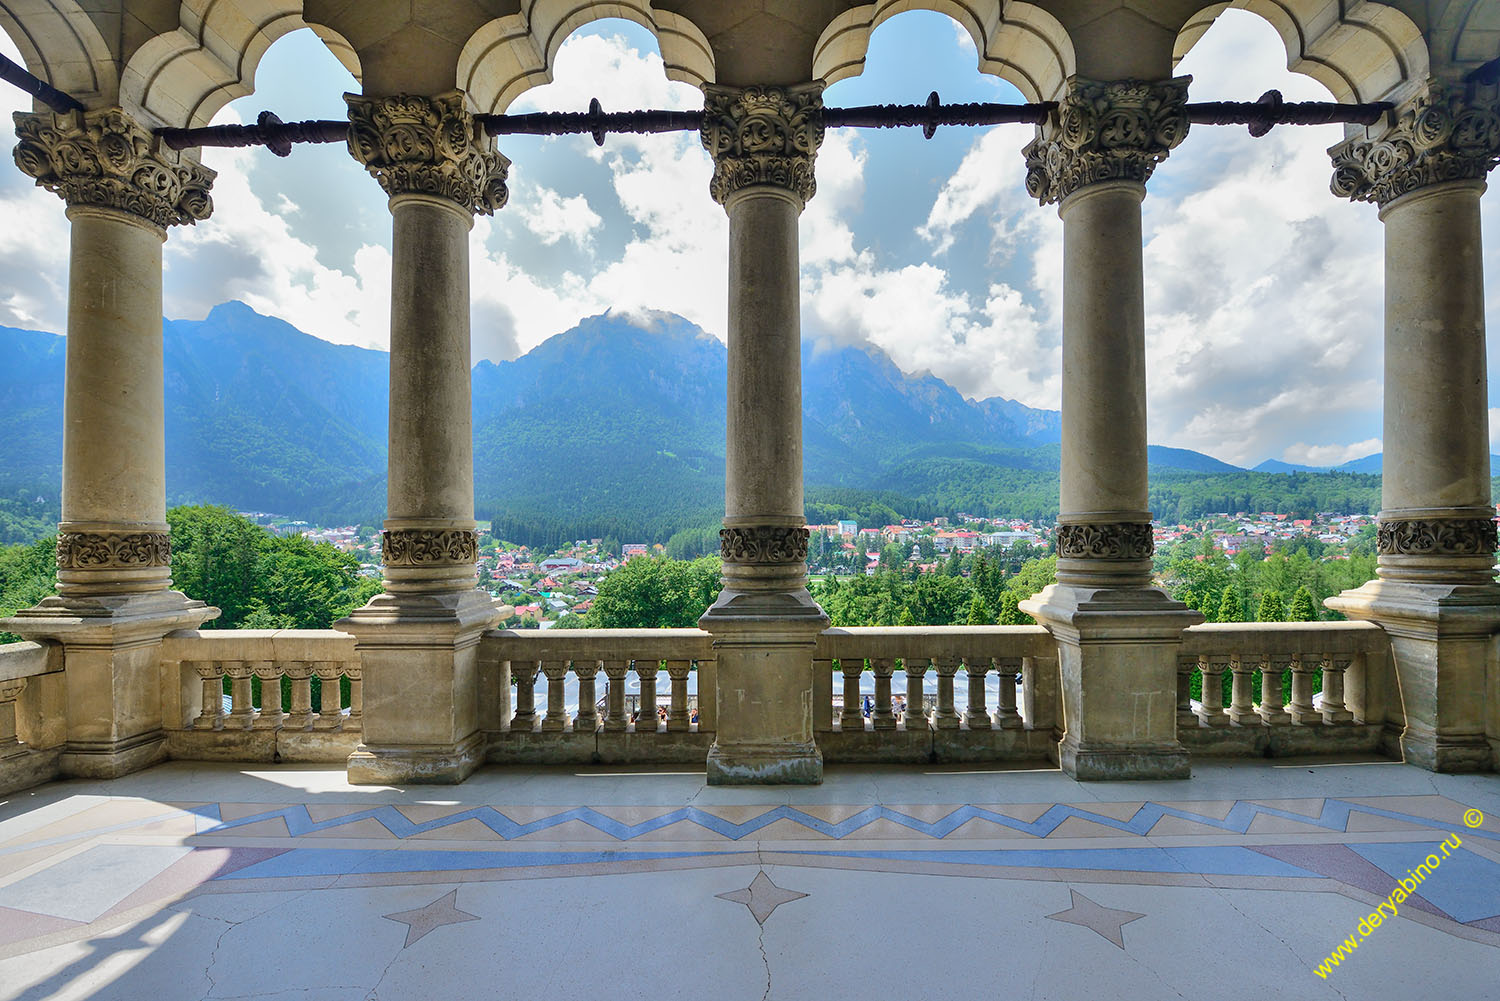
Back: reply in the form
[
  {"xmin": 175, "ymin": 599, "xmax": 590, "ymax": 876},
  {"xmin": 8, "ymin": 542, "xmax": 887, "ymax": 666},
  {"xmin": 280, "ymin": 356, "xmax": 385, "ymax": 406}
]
[
  {"xmin": 1021, "ymin": 582, "xmax": 1201, "ymax": 782},
  {"xmin": 706, "ymin": 740, "xmax": 822, "ymax": 785},
  {"xmin": 1, "ymin": 589, "xmax": 218, "ymax": 781},
  {"xmin": 347, "ymin": 731, "xmax": 485, "ymax": 785},
  {"xmin": 1327, "ymin": 577, "xmax": 1500, "ymax": 774},
  {"xmin": 1059, "ymin": 737, "xmax": 1191, "ymax": 781}
]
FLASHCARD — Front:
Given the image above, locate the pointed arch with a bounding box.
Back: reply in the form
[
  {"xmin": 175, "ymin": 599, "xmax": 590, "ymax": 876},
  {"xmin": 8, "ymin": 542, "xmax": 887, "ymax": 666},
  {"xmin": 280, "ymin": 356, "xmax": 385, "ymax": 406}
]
[
  {"xmin": 1173, "ymin": 1, "xmax": 1430, "ymax": 104},
  {"xmin": 812, "ymin": 1, "xmax": 1075, "ymax": 104},
  {"xmin": 0, "ymin": 0, "xmax": 118, "ymax": 107},
  {"xmin": 458, "ymin": 1, "xmax": 714, "ymax": 115}
]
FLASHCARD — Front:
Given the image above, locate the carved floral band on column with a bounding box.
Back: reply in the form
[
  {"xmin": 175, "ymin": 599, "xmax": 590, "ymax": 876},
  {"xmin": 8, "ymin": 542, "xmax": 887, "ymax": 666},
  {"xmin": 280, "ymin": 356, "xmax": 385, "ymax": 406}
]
[
  {"xmin": 55, "ymin": 531, "xmax": 171, "ymax": 570},
  {"xmin": 1022, "ymin": 77, "xmax": 1191, "ymax": 205},
  {"xmin": 1377, "ymin": 517, "xmax": 1499, "ymax": 556},
  {"xmin": 345, "ymin": 93, "xmax": 510, "ymax": 214},
  {"xmin": 720, "ymin": 525, "xmax": 810, "ymax": 564},
  {"xmin": 382, "ymin": 528, "xmax": 480, "ymax": 567},
  {"xmin": 1330, "ymin": 83, "xmax": 1500, "ymax": 208},
  {"xmin": 700, "ymin": 83, "xmax": 824, "ymax": 205},
  {"xmin": 12, "ymin": 109, "xmax": 215, "ymax": 228},
  {"xmin": 1055, "ymin": 522, "xmax": 1154, "ymax": 561}
]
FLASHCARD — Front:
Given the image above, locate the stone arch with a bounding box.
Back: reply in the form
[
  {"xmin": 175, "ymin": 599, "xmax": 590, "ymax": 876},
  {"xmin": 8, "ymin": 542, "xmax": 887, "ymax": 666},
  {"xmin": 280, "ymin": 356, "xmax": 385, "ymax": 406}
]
[
  {"xmin": 0, "ymin": 0, "xmax": 119, "ymax": 107},
  {"xmin": 812, "ymin": 1, "xmax": 1074, "ymax": 104},
  {"xmin": 1173, "ymin": 1, "xmax": 1430, "ymax": 104},
  {"xmin": 119, "ymin": 1, "xmax": 360, "ymax": 129},
  {"xmin": 459, "ymin": 1, "xmax": 715, "ymax": 114},
  {"xmin": 1428, "ymin": 0, "xmax": 1500, "ymax": 77}
]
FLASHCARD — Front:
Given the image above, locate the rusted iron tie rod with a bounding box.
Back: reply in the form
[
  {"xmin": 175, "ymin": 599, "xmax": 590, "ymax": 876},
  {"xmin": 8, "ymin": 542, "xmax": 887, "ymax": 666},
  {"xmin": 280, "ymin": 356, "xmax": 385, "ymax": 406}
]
[
  {"xmin": 156, "ymin": 90, "xmax": 1392, "ymax": 154},
  {"xmin": 0, "ymin": 53, "xmax": 83, "ymax": 114}
]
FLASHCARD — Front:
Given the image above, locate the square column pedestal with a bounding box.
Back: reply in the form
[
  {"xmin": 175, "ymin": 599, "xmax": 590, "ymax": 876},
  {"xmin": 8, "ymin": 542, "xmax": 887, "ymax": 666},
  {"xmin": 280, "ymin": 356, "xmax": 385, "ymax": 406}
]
[
  {"xmin": 1328, "ymin": 580, "xmax": 1500, "ymax": 772},
  {"xmin": 700, "ymin": 588, "xmax": 828, "ymax": 785},
  {"xmin": 1, "ymin": 592, "xmax": 217, "ymax": 778},
  {"xmin": 1021, "ymin": 585, "xmax": 1199, "ymax": 780},
  {"xmin": 337, "ymin": 589, "xmax": 501, "ymax": 784}
]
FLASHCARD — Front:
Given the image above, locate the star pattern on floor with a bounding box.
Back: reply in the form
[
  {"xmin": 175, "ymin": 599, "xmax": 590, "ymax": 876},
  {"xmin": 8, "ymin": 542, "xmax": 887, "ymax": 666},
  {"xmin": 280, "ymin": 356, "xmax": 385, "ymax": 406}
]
[
  {"xmin": 382, "ymin": 888, "xmax": 481, "ymax": 947},
  {"xmin": 1046, "ymin": 889, "xmax": 1146, "ymax": 949},
  {"xmin": 716, "ymin": 870, "xmax": 808, "ymax": 925}
]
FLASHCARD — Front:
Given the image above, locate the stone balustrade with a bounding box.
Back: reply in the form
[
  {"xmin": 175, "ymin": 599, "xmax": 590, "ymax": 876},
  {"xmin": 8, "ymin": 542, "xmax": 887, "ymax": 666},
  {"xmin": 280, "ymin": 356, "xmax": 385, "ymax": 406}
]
[
  {"xmin": 479, "ymin": 628, "xmax": 717, "ymax": 764},
  {"xmin": 813, "ymin": 626, "xmax": 1061, "ymax": 763},
  {"xmin": 0, "ymin": 641, "xmax": 66, "ymax": 795},
  {"xmin": 159, "ymin": 629, "xmax": 363, "ymax": 762},
  {"xmin": 1176, "ymin": 621, "xmax": 1392, "ymax": 757}
]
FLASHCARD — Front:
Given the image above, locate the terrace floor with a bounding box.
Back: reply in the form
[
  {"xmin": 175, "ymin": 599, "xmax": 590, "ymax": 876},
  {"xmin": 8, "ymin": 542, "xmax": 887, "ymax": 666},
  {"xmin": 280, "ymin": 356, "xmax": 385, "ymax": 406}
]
[{"xmin": 0, "ymin": 758, "xmax": 1497, "ymax": 1001}]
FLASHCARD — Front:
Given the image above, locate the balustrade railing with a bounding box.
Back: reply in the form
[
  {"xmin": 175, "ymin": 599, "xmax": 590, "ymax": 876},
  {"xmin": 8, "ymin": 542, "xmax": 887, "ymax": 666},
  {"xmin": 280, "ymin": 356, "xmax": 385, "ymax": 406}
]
[
  {"xmin": 479, "ymin": 628, "xmax": 716, "ymax": 764},
  {"xmin": 1176, "ymin": 621, "xmax": 1392, "ymax": 757},
  {"xmin": 813, "ymin": 626, "xmax": 1060, "ymax": 763},
  {"xmin": 160, "ymin": 629, "xmax": 362, "ymax": 762},
  {"xmin": 0, "ymin": 640, "xmax": 65, "ymax": 794}
]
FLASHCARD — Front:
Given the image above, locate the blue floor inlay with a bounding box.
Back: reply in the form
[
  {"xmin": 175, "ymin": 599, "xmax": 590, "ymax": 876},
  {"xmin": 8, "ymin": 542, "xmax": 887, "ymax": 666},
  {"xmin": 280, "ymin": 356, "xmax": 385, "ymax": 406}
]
[
  {"xmin": 791, "ymin": 845, "xmax": 1323, "ymax": 878},
  {"xmin": 218, "ymin": 848, "xmax": 733, "ymax": 879},
  {"xmin": 1349, "ymin": 842, "xmax": 1500, "ymax": 923}
]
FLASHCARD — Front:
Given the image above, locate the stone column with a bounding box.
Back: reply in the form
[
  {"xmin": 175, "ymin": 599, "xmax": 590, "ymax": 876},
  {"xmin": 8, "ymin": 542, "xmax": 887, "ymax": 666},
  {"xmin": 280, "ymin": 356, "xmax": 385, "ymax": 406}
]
[
  {"xmin": 0, "ymin": 108, "xmax": 218, "ymax": 777},
  {"xmin": 337, "ymin": 92, "xmax": 508, "ymax": 784},
  {"xmin": 1326, "ymin": 82, "xmax": 1500, "ymax": 773},
  {"xmin": 1017, "ymin": 78, "xmax": 1200, "ymax": 781},
  {"xmin": 697, "ymin": 84, "xmax": 829, "ymax": 784}
]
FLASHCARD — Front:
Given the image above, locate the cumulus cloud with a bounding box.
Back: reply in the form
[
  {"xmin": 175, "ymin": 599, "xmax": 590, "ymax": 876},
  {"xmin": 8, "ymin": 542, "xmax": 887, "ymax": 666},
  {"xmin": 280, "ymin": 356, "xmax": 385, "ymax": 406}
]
[
  {"xmin": 1283, "ymin": 438, "xmax": 1382, "ymax": 467},
  {"xmin": 516, "ymin": 187, "xmax": 602, "ymax": 248}
]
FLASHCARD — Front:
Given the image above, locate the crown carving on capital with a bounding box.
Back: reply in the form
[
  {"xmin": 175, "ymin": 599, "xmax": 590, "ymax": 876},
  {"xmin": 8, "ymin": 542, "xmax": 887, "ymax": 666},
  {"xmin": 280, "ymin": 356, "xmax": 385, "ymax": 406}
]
[
  {"xmin": 700, "ymin": 83, "xmax": 824, "ymax": 205},
  {"xmin": 1022, "ymin": 77, "xmax": 1191, "ymax": 205},
  {"xmin": 345, "ymin": 93, "xmax": 510, "ymax": 215},
  {"xmin": 1329, "ymin": 83, "xmax": 1500, "ymax": 208},
  {"xmin": 12, "ymin": 109, "xmax": 215, "ymax": 228}
]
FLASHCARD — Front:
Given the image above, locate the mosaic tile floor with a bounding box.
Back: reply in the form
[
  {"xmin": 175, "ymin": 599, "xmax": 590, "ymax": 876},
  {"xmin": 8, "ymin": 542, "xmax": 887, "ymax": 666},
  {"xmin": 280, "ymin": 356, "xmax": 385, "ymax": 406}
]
[{"xmin": 0, "ymin": 760, "xmax": 1497, "ymax": 1000}]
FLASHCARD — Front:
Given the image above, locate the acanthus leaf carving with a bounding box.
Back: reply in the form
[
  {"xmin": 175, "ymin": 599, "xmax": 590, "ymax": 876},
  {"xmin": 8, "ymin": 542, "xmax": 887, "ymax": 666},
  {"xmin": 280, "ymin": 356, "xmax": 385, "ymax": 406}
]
[
  {"xmin": 345, "ymin": 93, "xmax": 510, "ymax": 214},
  {"xmin": 700, "ymin": 84, "xmax": 824, "ymax": 205},
  {"xmin": 1022, "ymin": 77, "xmax": 1190, "ymax": 205},
  {"xmin": 55, "ymin": 531, "xmax": 171, "ymax": 570},
  {"xmin": 1377, "ymin": 517, "xmax": 1498, "ymax": 557},
  {"xmin": 720, "ymin": 525, "xmax": 810, "ymax": 564},
  {"xmin": 382, "ymin": 528, "xmax": 479, "ymax": 567},
  {"xmin": 12, "ymin": 109, "xmax": 215, "ymax": 228},
  {"xmin": 1055, "ymin": 522, "xmax": 1154, "ymax": 561}
]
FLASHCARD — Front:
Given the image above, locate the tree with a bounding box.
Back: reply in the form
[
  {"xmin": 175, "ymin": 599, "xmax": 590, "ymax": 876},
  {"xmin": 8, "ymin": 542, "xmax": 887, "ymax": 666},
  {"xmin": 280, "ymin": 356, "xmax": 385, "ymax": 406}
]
[
  {"xmin": 965, "ymin": 594, "xmax": 993, "ymax": 625},
  {"xmin": 1216, "ymin": 586, "xmax": 1240, "ymax": 623},
  {"xmin": 1287, "ymin": 586, "xmax": 1319, "ymax": 622},
  {"xmin": 997, "ymin": 591, "xmax": 1029, "ymax": 625},
  {"xmin": 1257, "ymin": 589, "xmax": 1285, "ymax": 622},
  {"xmin": 585, "ymin": 555, "xmax": 722, "ymax": 628}
]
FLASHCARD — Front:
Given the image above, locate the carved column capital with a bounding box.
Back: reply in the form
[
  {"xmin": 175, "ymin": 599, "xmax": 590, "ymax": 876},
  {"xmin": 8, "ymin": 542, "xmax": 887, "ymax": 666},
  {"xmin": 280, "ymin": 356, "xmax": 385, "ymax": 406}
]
[
  {"xmin": 382, "ymin": 528, "xmax": 479, "ymax": 567},
  {"xmin": 700, "ymin": 83, "xmax": 824, "ymax": 205},
  {"xmin": 1330, "ymin": 83, "xmax": 1500, "ymax": 208},
  {"xmin": 719, "ymin": 525, "xmax": 810, "ymax": 565},
  {"xmin": 56, "ymin": 530, "xmax": 171, "ymax": 570},
  {"xmin": 12, "ymin": 108, "xmax": 215, "ymax": 228},
  {"xmin": 1054, "ymin": 522, "xmax": 1155, "ymax": 561},
  {"xmin": 1022, "ymin": 77, "xmax": 1190, "ymax": 205},
  {"xmin": 1377, "ymin": 516, "xmax": 1499, "ymax": 556},
  {"xmin": 345, "ymin": 92, "xmax": 510, "ymax": 214}
]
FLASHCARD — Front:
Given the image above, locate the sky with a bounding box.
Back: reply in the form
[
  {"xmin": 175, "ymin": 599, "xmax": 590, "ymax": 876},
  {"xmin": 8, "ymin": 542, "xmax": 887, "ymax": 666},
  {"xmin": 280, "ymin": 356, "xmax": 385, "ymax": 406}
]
[{"xmin": 0, "ymin": 10, "xmax": 1497, "ymax": 469}]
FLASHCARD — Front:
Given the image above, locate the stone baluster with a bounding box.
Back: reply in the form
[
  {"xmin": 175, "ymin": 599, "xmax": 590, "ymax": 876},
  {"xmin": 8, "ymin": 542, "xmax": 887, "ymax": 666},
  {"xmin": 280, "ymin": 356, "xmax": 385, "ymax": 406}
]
[
  {"xmin": 512, "ymin": 661, "xmax": 539, "ymax": 731},
  {"xmin": 665, "ymin": 660, "xmax": 691, "ymax": 731},
  {"xmin": 870, "ymin": 658, "xmax": 897, "ymax": 730},
  {"xmin": 1228, "ymin": 655, "xmax": 1260, "ymax": 726},
  {"xmin": 602, "ymin": 660, "xmax": 629, "ymax": 732},
  {"xmin": 1258, "ymin": 655, "xmax": 1291, "ymax": 726},
  {"xmin": 574, "ymin": 660, "xmax": 601, "ymax": 732},
  {"xmin": 1196, "ymin": 655, "xmax": 1230, "ymax": 727},
  {"xmin": 1287, "ymin": 653, "xmax": 1321, "ymax": 725},
  {"xmin": 540, "ymin": 661, "xmax": 569, "ymax": 732},
  {"xmin": 1176, "ymin": 655, "xmax": 1199, "ymax": 730},
  {"xmin": 697, "ymin": 83, "xmax": 830, "ymax": 784},
  {"xmin": 903, "ymin": 658, "xmax": 929, "ymax": 731},
  {"xmin": 223, "ymin": 663, "xmax": 255, "ymax": 730},
  {"xmin": 193, "ymin": 663, "xmax": 225, "ymax": 730},
  {"xmin": 252, "ymin": 661, "xmax": 283, "ymax": 730},
  {"xmin": 812, "ymin": 658, "xmax": 835, "ymax": 733},
  {"xmin": 635, "ymin": 659, "xmax": 660, "ymax": 733},
  {"xmin": 346, "ymin": 666, "xmax": 363, "ymax": 729},
  {"xmin": 994, "ymin": 658, "xmax": 1024, "ymax": 730},
  {"xmin": 0, "ymin": 680, "xmax": 28, "ymax": 758},
  {"xmin": 1320, "ymin": 655, "xmax": 1355, "ymax": 724},
  {"xmin": 1325, "ymin": 82, "xmax": 1500, "ymax": 772},
  {"xmin": 313, "ymin": 664, "xmax": 344, "ymax": 729},
  {"xmin": 963, "ymin": 656, "xmax": 992, "ymax": 730},
  {"xmin": 840, "ymin": 659, "xmax": 865, "ymax": 731},
  {"xmin": 1017, "ymin": 77, "xmax": 1198, "ymax": 780},
  {"xmin": 284, "ymin": 664, "xmax": 315, "ymax": 730},
  {"xmin": 932, "ymin": 656, "xmax": 961, "ymax": 729}
]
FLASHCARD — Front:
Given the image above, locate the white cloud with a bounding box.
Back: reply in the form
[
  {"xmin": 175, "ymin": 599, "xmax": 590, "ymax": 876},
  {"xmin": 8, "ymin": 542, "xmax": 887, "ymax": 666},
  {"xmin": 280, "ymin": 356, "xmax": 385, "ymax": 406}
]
[
  {"xmin": 1283, "ymin": 438, "xmax": 1382, "ymax": 467},
  {"xmin": 517, "ymin": 187, "xmax": 602, "ymax": 248}
]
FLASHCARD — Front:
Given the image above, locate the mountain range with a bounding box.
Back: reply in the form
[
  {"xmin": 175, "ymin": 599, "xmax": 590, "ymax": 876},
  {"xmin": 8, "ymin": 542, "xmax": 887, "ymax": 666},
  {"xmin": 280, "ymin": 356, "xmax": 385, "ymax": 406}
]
[{"xmin": 0, "ymin": 302, "xmax": 1392, "ymax": 545}]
